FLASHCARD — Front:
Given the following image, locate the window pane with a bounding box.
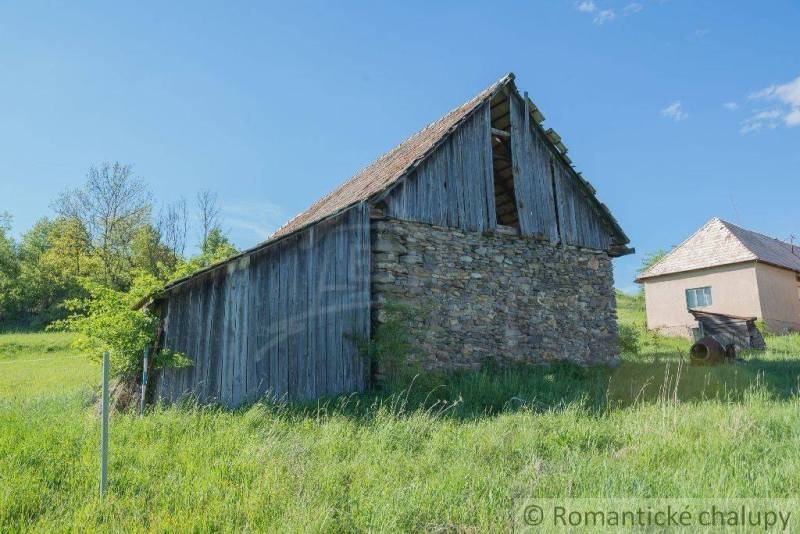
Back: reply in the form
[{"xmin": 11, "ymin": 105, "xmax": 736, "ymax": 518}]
[
  {"xmin": 686, "ymin": 289, "xmax": 696, "ymax": 308},
  {"xmin": 703, "ymin": 287, "xmax": 712, "ymax": 306}
]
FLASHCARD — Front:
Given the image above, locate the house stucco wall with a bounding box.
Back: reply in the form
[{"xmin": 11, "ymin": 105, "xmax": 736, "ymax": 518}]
[
  {"xmin": 755, "ymin": 263, "xmax": 800, "ymax": 332},
  {"xmin": 641, "ymin": 263, "xmax": 761, "ymax": 337},
  {"xmin": 370, "ymin": 218, "xmax": 619, "ymax": 371}
]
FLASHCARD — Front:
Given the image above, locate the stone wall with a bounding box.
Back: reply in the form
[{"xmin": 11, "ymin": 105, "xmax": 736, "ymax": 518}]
[{"xmin": 370, "ymin": 217, "xmax": 619, "ymax": 371}]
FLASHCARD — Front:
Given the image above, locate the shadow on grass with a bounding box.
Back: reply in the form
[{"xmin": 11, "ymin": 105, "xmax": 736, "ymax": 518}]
[{"xmin": 193, "ymin": 351, "xmax": 800, "ymax": 422}]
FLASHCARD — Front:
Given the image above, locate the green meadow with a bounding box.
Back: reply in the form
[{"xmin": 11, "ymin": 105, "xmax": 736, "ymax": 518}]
[{"xmin": 2, "ymin": 294, "xmax": 800, "ymax": 531}]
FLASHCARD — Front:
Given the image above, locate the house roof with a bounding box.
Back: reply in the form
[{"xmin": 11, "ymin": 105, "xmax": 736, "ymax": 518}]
[{"xmin": 636, "ymin": 217, "xmax": 800, "ymax": 281}]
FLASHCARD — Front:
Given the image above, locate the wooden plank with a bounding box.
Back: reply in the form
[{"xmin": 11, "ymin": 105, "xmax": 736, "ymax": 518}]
[
  {"xmin": 313, "ymin": 223, "xmax": 327, "ymax": 396},
  {"xmin": 276, "ymin": 241, "xmax": 289, "ymax": 398},
  {"xmin": 305, "ymin": 228, "xmax": 317, "ymax": 400},
  {"xmin": 220, "ymin": 267, "xmax": 234, "ymax": 406},
  {"xmin": 199, "ymin": 277, "xmax": 214, "ymax": 401},
  {"xmin": 322, "ymin": 217, "xmax": 338, "ymax": 395},
  {"xmin": 245, "ymin": 253, "xmax": 261, "ymax": 401},
  {"xmin": 510, "ymin": 93, "xmax": 560, "ymax": 242},
  {"xmin": 255, "ymin": 252, "xmax": 271, "ymax": 398},
  {"xmin": 333, "ymin": 216, "xmax": 347, "ymax": 394},
  {"xmin": 287, "ymin": 235, "xmax": 302, "ymax": 398},
  {"xmin": 189, "ymin": 284, "xmax": 203, "ymax": 400},
  {"xmin": 359, "ymin": 203, "xmax": 371, "ymax": 390},
  {"xmin": 358, "ymin": 202, "xmax": 371, "ymax": 390},
  {"xmin": 382, "ymin": 103, "xmax": 495, "ymax": 233},
  {"xmin": 483, "ymin": 104, "xmax": 497, "ymax": 229}
]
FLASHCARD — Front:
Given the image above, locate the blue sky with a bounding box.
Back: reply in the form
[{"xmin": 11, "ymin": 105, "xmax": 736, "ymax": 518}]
[{"xmin": 1, "ymin": 1, "xmax": 798, "ymax": 291}]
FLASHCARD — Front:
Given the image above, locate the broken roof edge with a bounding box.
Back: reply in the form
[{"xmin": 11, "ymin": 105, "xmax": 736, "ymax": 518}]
[{"xmin": 501, "ymin": 88, "xmax": 629, "ymax": 247}]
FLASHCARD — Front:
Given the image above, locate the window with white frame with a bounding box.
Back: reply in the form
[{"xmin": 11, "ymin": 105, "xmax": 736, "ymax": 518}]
[{"xmin": 686, "ymin": 286, "xmax": 712, "ymax": 309}]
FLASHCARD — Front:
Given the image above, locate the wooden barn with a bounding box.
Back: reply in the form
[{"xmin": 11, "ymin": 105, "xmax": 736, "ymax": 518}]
[{"xmin": 146, "ymin": 73, "xmax": 632, "ymax": 407}]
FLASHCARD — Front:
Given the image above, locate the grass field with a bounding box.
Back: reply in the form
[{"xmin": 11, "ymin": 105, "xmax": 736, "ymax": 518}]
[{"xmin": 2, "ymin": 294, "xmax": 800, "ymax": 531}]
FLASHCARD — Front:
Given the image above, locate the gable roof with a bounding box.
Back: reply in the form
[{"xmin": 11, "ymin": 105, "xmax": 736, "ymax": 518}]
[
  {"xmin": 142, "ymin": 72, "xmax": 629, "ymax": 305},
  {"xmin": 636, "ymin": 217, "xmax": 800, "ymax": 281}
]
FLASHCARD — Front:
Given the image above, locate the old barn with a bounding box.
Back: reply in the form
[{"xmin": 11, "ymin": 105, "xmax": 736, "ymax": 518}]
[{"xmin": 147, "ymin": 73, "xmax": 632, "ymax": 407}]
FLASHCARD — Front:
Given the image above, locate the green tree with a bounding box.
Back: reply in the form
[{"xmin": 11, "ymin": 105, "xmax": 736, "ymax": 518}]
[
  {"xmin": 0, "ymin": 214, "xmax": 21, "ymax": 324},
  {"xmin": 53, "ymin": 162, "xmax": 152, "ymax": 290},
  {"xmin": 202, "ymin": 227, "xmax": 238, "ymax": 263},
  {"xmin": 43, "ymin": 217, "xmax": 95, "ymax": 280},
  {"xmin": 131, "ymin": 224, "xmax": 176, "ymax": 281},
  {"xmin": 7, "ymin": 218, "xmax": 88, "ymax": 326},
  {"xmin": 171, "ymin": 228, "xmax": 238, "ymax": 280}
]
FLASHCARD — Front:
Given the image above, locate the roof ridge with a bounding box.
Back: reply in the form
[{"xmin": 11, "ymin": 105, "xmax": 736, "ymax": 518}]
[{"xmin": 718, "ymin": 218, "xmax": 796, "ymax": 249}]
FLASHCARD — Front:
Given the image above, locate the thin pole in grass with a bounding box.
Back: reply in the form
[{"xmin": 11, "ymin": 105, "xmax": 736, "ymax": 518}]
[
  {"xmin": 100, "ymin": 351, "xmax": 110, "ymax": 498},
  {"xmin": 140, "ymin": 347, "xmax": 149, "ymax": 415}
]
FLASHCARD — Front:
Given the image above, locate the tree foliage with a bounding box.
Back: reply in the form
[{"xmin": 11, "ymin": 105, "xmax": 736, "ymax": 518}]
[
  {"xmin": 52, "ymin": 272, "xmax": 191, "ymax": 378},
  {"xmin": 637, "ymin": 249, "xmax": 668, "ymax": 277},
  {"xmin": 1, "ymin": 161, "xmax": 240, "ymax": 332}
]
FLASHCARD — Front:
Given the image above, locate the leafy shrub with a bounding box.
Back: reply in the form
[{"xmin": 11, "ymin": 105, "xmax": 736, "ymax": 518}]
[
  {"xmin": 51, "ymin": 271, "xmax": 189, "ymax": 379},
  {"xmin": 618, "ymin": 323, "xmax": 641, "ymax": 354}
]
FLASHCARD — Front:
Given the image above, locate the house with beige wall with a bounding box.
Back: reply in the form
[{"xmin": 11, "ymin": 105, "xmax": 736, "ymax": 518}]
[{"xmin": 636, "ymin": 218, "xmax": 800, "ymax": 337}]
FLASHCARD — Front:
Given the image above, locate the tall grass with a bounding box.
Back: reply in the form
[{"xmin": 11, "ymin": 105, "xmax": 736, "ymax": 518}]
[{"xmin": 2, "ymin": 296, "xmax": 800, "ymax": 531}]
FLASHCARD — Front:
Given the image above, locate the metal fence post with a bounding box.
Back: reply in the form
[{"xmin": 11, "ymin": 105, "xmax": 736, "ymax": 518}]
[
  {"xmin": 100, "ymin": 351, "xmax": 109, "ymax": 498},
  {"xmin": 140, "ymin": 347, "xmax": 149, "ymax": 415}
]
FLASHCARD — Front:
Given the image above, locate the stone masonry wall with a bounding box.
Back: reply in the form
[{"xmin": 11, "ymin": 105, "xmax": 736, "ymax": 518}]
[{"xmin": 370, "ymin": 217, "xmax": 619, "ymax": 371}]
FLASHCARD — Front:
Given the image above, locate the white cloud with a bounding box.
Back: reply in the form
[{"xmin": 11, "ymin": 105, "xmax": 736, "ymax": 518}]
[
  {"xmin": 221, "ymin": 200, "xmax": 286, "ymax": 242},
  {"xmin": 594, "ymin": 9, "xmax": 616, "ymax": 25},
  {"xmin": 623, "ymin": 2, "xmax": 643, "ymax": 15},
  {"xmin": 786, "ymin": 108, "xmax": 800, "ymax": 127},
  {"xmin": 723, "ymin": 101, "xmax": 739, "ymax": 111},
  {"xmin": 743, "ymin": 75, "xmax": 800, "ymax": 132},
  {"xmin": 739, "ymin": 109, "xmax": 782, "ymax": 134},
  {"xmin": 660, "ymin": 101, "xmax": 688, "ymax": 122},
  {"xmin": 575, "ymin": 1, "xmax": 616, "ymax": 25}
]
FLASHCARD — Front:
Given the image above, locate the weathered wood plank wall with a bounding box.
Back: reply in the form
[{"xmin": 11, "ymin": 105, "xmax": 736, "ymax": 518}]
[
  {"xmin": 509, "ymin": 93, "xmax": 560, "ymax": 241},
  {"xmin": 383, "ymin": 103, "xmax": 496, "ymax": 233},
  {"xmin": 153, "ymin": 204, "xmax": 371, "ymax": 407},
  {"xmin": 509, "ymin": 93, "xmax": 615, "ymax": 250},
  {"xmin": 383, "ymin": 95, "xmax": 615, "ymax": 252}
]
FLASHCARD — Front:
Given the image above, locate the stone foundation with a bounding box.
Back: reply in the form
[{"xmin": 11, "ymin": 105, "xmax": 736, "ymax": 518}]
[{"xmin": 370, "ymin": 218, "xmax": 619, "ymax": 371}]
